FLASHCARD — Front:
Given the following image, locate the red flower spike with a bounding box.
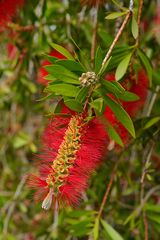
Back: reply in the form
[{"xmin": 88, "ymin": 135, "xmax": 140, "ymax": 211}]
[
  {"xmin": 37, "ymin": 49, "xmax": 66, "ymax": 86},
  {"xmin": 28, "ymin": 114, "xmax": 108, "ymax": 208},
  {"xmin": 0, "ymin": 0, "xmax": 24, "ymax": 27}
]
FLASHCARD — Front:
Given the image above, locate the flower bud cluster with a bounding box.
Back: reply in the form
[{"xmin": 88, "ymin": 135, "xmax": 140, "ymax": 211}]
[{"xmin": 79, "ymin": 72, "xmax": 99, "ymax": 87}]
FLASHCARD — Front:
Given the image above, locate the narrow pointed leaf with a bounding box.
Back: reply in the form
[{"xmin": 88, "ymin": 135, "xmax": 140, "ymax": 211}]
[
  {"xmin": 64, "ymin": 99, "xmax": 83, "ymax": 112},
  {"xmin": 50, "ymin": 43, "xmax": 75, "ymax": 60},
  {"xmin": 45, "ymin": 65, "xmax": 79, "ymax": 84},
  {"xmin": 115, "ymin": 53, "xmax": 132, "ymax": 81},
  {"xmin": 95, "ymin": 46, "xmax": 103, "ymax": 73},
  {"xmin": 56, "ymin": 59, "xmax": 85, "ymax": 72},
  {"xmin": 105, "ymin": 11, "xmax": 127, "ymax": 20},
  {"xmin": 93, "ymin": 218, "xmax": 99, "ymax": 240},
  {"xmin": 137, "ymin": 49, "xmax": 152, "ymax": 86},
  {"xmin": 46, "ymin": 83, "xmax": 80, "ymax": 97},
  {"xmin": 101, "ymin": 220, "xmax": 124, "ymax": 240},
  {"xmin": 131, "ymin": 15, "xmax": 138, "ymax": 39},
  {"xmin": 102, "ymin": 93, "xmax": 135, "ymax": 137}
]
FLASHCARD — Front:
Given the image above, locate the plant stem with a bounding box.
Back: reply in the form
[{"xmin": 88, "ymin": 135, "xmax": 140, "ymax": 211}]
[
  {"xmin": 144, "ymin": 214, "xmax": 149, "ymax": 240},
  {"xmin": 97, "ymin": 161, "xmax": 118, "ymax": 219},
  {"xmin": 3, "ymin": 175, "xmax": 27, "ymax": 236},
  {"xmin": 137, "ymin": 0, "xmax": 144, "ymax": 27},
  {"xmin": 101, "ymin": 10, "xmax": 132, "ymax": 68},
  {"xmin": 136, "ymin": 0, "xmax": 144, "ymax": 45},
  {"xmin": 84, "ymin": 9, "xmax": 132, "ymax": 112}
]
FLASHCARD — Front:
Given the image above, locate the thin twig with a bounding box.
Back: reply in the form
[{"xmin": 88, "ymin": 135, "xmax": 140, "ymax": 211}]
[
  {"xmin": 136, "ymin": 0, "xmax": 144, "ymax": 45},
  {"xmin": 144, "ymin": 86, "xmax": 160, "ymax": 117},
  {"xmin": 137, "ymin": 0, "xmax": 144, "ymax": 27},
  {"xmin": 102, "ymin": 10, "xmax": 132, "ymax": 67},
  {"xmin": 3, "ymin": 175, "xmax": 27, "ymax": 236},
  {"xmin": 97, "ymin": 162, "xmax": 118, "ymax": 219},
  {"xmin": 140, "ymin": 144, "xmax": 154, "ymax": 187},
  {"xmin": 130, "ymin": 185, "xmax": 160, "ymax": 220},
  {"xmin": 144, "ymin": 214, "xmax": 149, "ymax": 240}
]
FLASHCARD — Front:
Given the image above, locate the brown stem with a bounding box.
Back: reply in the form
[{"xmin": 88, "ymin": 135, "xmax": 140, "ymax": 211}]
[
  {"xmin": 97, "ymin": 162, "xmax": 118, "ymax": 219},
  {"xmin": 102, "ymin": 10, "xmax": 132, "ymax": 67},
  {"xmin": 144, "ymin": 214, "xmax": 149, "ymax": 240},
  {"xmin": 7, "ymin": 22, "xmax": 35, "ymax": 32},
  {"xmin": 137, "ymin": 0, "xmax": 144, "ymax": 27},
  {"xmin": 136, "ymin": 0, "xmax": 144, "ymax": 45}
]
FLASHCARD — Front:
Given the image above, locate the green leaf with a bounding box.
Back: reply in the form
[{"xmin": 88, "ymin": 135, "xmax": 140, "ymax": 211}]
[
  {"xmin": 95, "ymin": 46, "xmax": 103, "ymax": 73},
  {"xmin": 153, "ymin": 70, "xmax": 160, "ymax": 85},
  {"xmin": 101, "ymin": 79, "xmax": 124, "ymax": 95},
  {"xmin": 64, "ymin": 99, "xmax": 83, "ymax": 112},
  {"xmin": 90, "ymin": 98, "xmax": 104, "ymax": 115},
  {"xmin": 37, "ymin": 93, "xmax": 55, "ymax": 101},
  {"xmin": 101, "ymin": 220, "xmax": 124, "ymax": 240},
  {"xmin": 12, "ymin": 132, "xmax": 30, "ymax": 149},
  {"xmin": 93, "ymin": 218, "xmax": 99, "ymax": 240},
  {"xmin": 116, "ymin": 91, "xmax": 140, "ymax": 102},
  {"xmin": 76, "ymin": 87, "xmax": 89, "ymax": 103},
  {"xmin": 45, "ymin": 65, "xmax": 79, "ymax": 84},
  {"xmin": 112, "ymin": 81, "xmax": 125, "ymax": 92},
  {"xmin": 148, "ymin": 213, "xmax": 160, "ymax": 225},
  {"xmin": 131, "ymin": 15, "xmax": 138, "ymax": 39},
  {"xmin": 101, "ymin": 93, "xmax": 135, "ymax": 137},
  {"xmin": 137, "ymin": 49, "xmax": 152, "ymax": 86},
  {"xmin": 115, "ymin": 53, "xmax": 132, "ymax": 81},
  {"xmin": 42, "ymin": 54, "xmax": 57, "ymax": 64},
  {"xmin": 46, "ymin": 83, "xmax": 80, "ymax": 97},
  {"xmin": 105, "ymin": 11, "xmax": 127, "ymax": 20},
  {"xmin": 143, "ymin": 117, "xmax": 160, "ymax": 129},
  {"xmin": 106, "ymin": 48, "xmax": 132, "ymax": 72},
  {"xmin": 50, "ymin": 43, "xmax": 75, "ymax": 60},
  {"xmin": 104, "ymin": 118, "xmax": 124, "ymax": 147},
  {"xmin": 111, "ymin": 0, "xmax": 128, "ymax": 11},
  {"xmin": 44, "ymin": 74, "xmax": 56, "ymax": 81},
  {"xmin": 56, "ymin": 59, "xmax": 85, "ymax": 72},
  {"xmin": 98, "ymin": 57, "xmax": 112, "ymax": 77},
  {"xmin": 145, "ymin": 204, "xmax": 160, "ymax": 213},
  {"xmin": 98, "ymin": 30, "xmax": 113, "ymax": 46}
]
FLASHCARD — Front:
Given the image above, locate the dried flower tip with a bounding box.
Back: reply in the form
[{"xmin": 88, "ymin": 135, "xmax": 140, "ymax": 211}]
[
  {"xmin": 79, "ymin": 72, "xmax": 99, "ymax": 87},
  {"xmin": 42, "ymin": 188, "xmax": 53, "ymax": 210},
  {"xmin": 107, "ymin": 140, "xmax": 115, "ymax": 151}
]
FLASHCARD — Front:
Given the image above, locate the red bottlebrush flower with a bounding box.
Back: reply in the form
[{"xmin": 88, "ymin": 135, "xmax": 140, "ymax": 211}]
[
  {"xmin": 28, "ymin": 114, "xmax": 108, "ymax": 208},
  {"xmin": 37, "ymin": 49, "xmax": 66, "ymax": 86},
  {"xmin": 0, "ymin": 0, "xmax": 24, "ymax": 27},
  {"xmin": 80, "ymin": 0, "xmax": 105, "ymax": 7}
]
